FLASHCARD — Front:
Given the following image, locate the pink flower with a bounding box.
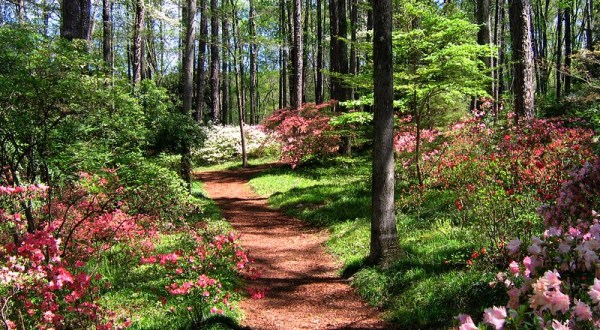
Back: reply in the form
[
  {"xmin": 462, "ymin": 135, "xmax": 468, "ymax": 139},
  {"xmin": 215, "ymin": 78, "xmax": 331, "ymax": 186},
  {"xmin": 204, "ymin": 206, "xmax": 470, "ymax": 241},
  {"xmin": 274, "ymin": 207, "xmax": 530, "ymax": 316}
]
[
  {"xmin": 551, "ymin": 319, "xmax": 570, "ymax": 330},
  {"xmin": 506, "ymin": 239, "xmax": 521, "ymax": 255},
  {"xmin": 483, "ymin": 306, "xmax": 506, "ymax": 329},
  {"xmin": 43, "ymin": 310, "xmax": 55, "ymax": 323},
  {"xmin": 588, "ymin": 278, "xmax": 600, "ymax": 303},
  {"xmin": 530, "ymin": 270, "xmax": 570, "ymax": 315},
  {"xmin": 5, "ymin": 320, "xmax": 16, "ymax": 330},
  {"xmin": 527, "ymin": 237, "xmax": 543, "ymax": 255},
  {"xmin": 544, "ymin": 227, "xmax": 562, "ymax": 238},
  {"xmin": 523, "ymin": 256, "xmax": 533, "ymax": 277},
  {"xmin": 572, "ymin": 299, "xmax": 593, "ymax": 321},
  {"xmin": 457, "ymin": 314, "xmax": 478, "ymax": 330},
  {"xmin": 509, "ymin": 261, "xmax": 520, "ymax": 275},
  {"xmin": 540, "ymin": 270, "xmax": 561, "ymax": 288},
  {"xmin": 140, "ymin": 256, "xmax": 157, "ymax": 264}
]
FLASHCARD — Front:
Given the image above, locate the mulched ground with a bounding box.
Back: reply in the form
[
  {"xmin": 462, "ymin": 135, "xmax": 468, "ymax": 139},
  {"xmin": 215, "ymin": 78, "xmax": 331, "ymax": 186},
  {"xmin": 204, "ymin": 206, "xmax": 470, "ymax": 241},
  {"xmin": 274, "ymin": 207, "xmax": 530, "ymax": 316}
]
[{"xmin": 195, "ymin": 164, "xmax": 392, "ymax": 330}]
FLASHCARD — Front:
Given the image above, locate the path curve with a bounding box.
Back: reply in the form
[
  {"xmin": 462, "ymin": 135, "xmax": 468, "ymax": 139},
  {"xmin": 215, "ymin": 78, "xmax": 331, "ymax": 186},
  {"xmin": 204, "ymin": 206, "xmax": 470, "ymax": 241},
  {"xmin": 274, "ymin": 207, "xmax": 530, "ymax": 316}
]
[{"xmin": 195, "ymin": 164, "xmax": 391, "ymax": 330}]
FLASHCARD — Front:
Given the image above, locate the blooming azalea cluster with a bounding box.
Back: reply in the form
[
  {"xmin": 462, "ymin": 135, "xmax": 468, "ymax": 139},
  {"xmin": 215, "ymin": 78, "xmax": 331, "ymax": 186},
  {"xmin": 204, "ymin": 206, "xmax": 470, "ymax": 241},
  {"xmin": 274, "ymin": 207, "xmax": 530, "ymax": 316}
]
[
  {"xmin": 458, "ymin": 159, "xmax": 600, "ymax": 329},
  {"xmin": 138, "ymin": 231, "xmax": 257, "ymax": 317},
  {"xmin": 193, "ymin": 124, "xmax": 280, "ymax": 164},
  {"xmin": 263, "ymin": 101, "xmax": 341, "ymax": 168},
  {"xmin": 0, "ymin": 170, "xmax": 160, "ymax": 329},
  {"xmin": 412, "ymin": 113, "xmax": 596, "ymax": 251},
  {"xmin": 0, "ymin": 195, "xmax": 112, "ymax": 329},
  {"xmin": 393, "ymin": 116, "xmax": 442, "ymax": 170}
]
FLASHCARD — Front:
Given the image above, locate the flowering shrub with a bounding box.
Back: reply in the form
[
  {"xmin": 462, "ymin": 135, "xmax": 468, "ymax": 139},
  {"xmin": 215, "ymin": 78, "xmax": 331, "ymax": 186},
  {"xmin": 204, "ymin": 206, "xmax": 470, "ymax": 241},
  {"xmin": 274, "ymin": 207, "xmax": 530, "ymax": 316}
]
[
  {"xmin": 393, "ymin": 114, "xmax": 443, "ymax": 177},
  {"xmin": 193, "ymin": 124, "xmax": 280, "ymax": 164},
  {"xmin": 458, "ymin": 158, "xmax": 600, "ymax": 329},
  {"xmin": 0, "ymin": 182, "xmax": 113, "ymax": 329},
  {"xmin": 410, "ymin": 114, "xmax": 596, "ymax": 253},
  {"xmin": 262, "ymin": 101, "xmax": 340, "ymax": 168},
  {"xmin": 0, "ymin": 169, "xmax": 160, "ymax": 329},
  {"xmin": 138, "ymin": 231, "xmax": 257, "ymax": 320}
]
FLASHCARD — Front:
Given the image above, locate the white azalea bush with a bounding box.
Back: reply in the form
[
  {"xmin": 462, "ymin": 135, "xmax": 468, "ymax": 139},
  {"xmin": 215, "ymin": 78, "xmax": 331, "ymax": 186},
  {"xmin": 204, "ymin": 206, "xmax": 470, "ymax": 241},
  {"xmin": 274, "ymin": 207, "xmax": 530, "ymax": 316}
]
[{"xmin": 193, "ymin": 124, "xmax": 280, "ymax": 164}]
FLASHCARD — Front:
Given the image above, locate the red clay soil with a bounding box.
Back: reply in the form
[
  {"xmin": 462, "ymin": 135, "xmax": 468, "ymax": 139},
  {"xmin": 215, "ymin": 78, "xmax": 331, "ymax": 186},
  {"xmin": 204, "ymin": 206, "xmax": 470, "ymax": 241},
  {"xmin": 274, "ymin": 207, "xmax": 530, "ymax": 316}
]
[{"xmin": 195, "ymin": 164, "xmax": 392, "ymax": 330}]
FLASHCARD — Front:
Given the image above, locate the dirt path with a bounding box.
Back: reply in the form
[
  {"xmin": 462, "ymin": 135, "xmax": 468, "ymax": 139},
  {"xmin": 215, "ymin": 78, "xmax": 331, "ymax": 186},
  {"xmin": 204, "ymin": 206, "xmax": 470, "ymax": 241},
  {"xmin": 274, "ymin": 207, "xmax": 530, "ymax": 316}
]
[{"xmin": 195, "ymin": 164, "xmax": 391, "ymax": 330}]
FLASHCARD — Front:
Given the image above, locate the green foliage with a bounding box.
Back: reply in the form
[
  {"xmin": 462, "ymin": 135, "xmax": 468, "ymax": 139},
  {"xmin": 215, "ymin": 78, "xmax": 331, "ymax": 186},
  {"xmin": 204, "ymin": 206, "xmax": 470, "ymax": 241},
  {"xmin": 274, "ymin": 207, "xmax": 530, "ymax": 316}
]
[
  {"xmin": 392, "ymin": 1, "xmax": 489, "ymax": 111},
  {"xmin": 0, "ymin": 26, "xmax": 148, "ymax": 181}
]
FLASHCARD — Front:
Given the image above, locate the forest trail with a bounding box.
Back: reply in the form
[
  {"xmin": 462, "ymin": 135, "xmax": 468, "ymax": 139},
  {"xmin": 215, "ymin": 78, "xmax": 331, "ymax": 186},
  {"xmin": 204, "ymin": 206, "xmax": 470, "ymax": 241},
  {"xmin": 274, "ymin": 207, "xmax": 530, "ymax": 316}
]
[{"xmin": 195, "ymin": 165, "xmax": 391, "ymax": 330}]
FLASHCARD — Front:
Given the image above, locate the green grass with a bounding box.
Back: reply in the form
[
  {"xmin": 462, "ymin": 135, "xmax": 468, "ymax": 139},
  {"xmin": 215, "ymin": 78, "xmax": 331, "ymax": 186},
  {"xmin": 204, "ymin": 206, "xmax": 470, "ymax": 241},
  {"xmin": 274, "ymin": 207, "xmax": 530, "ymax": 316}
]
[{"xmin": 247, "ymin": 156, "xmax": 504, "ymax": 328}]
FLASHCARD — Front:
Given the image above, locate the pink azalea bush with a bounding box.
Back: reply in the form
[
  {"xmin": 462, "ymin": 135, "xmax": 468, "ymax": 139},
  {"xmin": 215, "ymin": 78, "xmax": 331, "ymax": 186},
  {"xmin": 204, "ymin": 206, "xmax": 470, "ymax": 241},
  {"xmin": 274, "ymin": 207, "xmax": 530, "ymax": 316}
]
[
  {"xmin": 458, "ymin": 158, "xmax": 600, "ymax": 329},
  {"xmin": 262, "ymin": 101, "xmax": 341, "ymax": 168},
  {"xmin": 408, "ymin": 113, "xmax": 596, "ymax": 253},
  {"xmin": 138, "ymin": 231, "xmax": 257, "ymax": 317},
  {"xmin": 0, "ymin": 180, "xmax": 117, "ymax": 329}
]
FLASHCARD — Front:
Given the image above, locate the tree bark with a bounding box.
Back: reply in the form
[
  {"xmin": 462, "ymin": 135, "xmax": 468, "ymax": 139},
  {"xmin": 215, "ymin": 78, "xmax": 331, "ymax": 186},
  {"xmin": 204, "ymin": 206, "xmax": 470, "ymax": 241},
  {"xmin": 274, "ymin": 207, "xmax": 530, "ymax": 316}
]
[
  {"xmin": 181, "ymin": 0, "xmax": 196, "ymax": 188},
  {"xmin": 329, "ymin": 0, "xmax": 349, "ymax": 104},
  {"xmin": 182, "ymin": 0, "xmax": 196, "ymax": 115},
  {"xmin": 315, "ymin": 0, "xmax": 324, "ymax": 104},
  {"xmin": 291, "ymin": 0, "xmax": 303, "ymax": 110},
  {"xmin": 302, "ymin": 0, "xmax": 310, "ymax": 104},
  {"xmin": 477, "ymin": 0, "xmax": 491, "ymax": 68},
  {"xmin": 196, "ymin": 0, "xmax": 208, "ymax": 121},
  {"xmin": 279, "ymin": 0, "xmax": 288, "ymax": 109},
  {"xmin": 230, "ymin": 0, "xmax": 248, "ymax": 167},
  {"xmin": 222, "ymin": 12, "xmax": 230, "ymax": 124},
  {"xmin": 586, "ymin": 0, "xmax": 594, "ymax": 50},
  {"xmin": 509, "ymin": 0, "xmax": 535, "ymax": 122},
  {"xmin": 350, "ymin": 0, "xmax": 358, "ymax": 101},
  {"xmin": 370, "ymin": 0, "xmax": 399, "ymax": 266},
  {"xmin": 102, "ymin": 0, "xmax": 113, "ymax": 71},
  {"xmin": 564, "ymin": 5, "xmax": 571, "ymax": 96},
  {"xmin": 132, "ymin": 0, "xmax": 144, "ymax": 85},
  {"xmin": 61, "ymin": 0, "xmax": 91, "ymax": 41},
  {"xmin": 556, "ymin": 8, "xmax": 563, "ymax": 101},
  {"xmin": 210, "ymin": 0, "xmax": 220, "ymax": 123},
  {"xmin": 249, "ymin": 0, "xmax": 257, "ymax": 123}
]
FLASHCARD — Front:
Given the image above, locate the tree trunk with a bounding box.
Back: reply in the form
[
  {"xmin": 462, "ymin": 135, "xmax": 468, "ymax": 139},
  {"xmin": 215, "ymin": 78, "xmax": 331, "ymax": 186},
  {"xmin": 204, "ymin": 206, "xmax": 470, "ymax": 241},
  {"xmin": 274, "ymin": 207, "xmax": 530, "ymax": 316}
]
[
  {"xmin": 498, "ymin": 0, "xmax": 506, "ymax": 105},
  {"xmin": 329, "ymin": 0, "xmax": 349, "ymax": 104},
  {"xmin": 196, "ymin": 0, "xmax": 208, "ymax": 121},
  {"xmin": 370, "ymin": 0, "xmax": 399, "ymax": 267},
  {"xmin": 181, "ymin": 0, "xmax": 196, "ymax": 188},
  {"xmin": 315, "ymin": 0, "xmax": 324, "ymax": 104},
  {"xmin": 509, "ymin": 0, "xmax": 535, "ymax": 122},
  {"xmin": 350, "ymin": 0, "xmax": 358, "ymax": 101},
  {"xmin": 222, "ymin": 13, "xmax": 230, "ymax": 124},
  {"xmin": 210, "ymin": 0, "xmax": 220, "ymax": 123},
  {"xmin": 279, "ymin": 0, "xmax": 288, "ymax": 109},
  {"xmin": 132, "ymin": 0, "xmax": 144, "ymax": 85},
  {"xmin": 291, "ymin": 0, "xmax": 303, "ymax": 110},
  {"xmin": 249, "ymin": 0, "xmax": 257, "ymax": 123},
  {"xmin": 102, "ymin": 0, "xmax": 113, "ymax": 71},
  {"xmin": 61, "ymin": 0, "xmax": 91, "ymax": 41},
  {"xmin": 302, "ymin": 0, "xmax": 309, "ymax": 104},
  {"xmin": 230, "ymin": 0, "xmax": 248, "ymax": 167},
  {"xmin": 564, "ymin": 5, "xmax": 572, "ymax": 96},
  {"xmin": 586, "ymin": 0, "xmax": 594, "ymax": 50},
  {"xmin": 477, "ymin": 0, "xmax": 491, "ymax": 68},
  {"xmin": 556, "ymin": 9, "xmax": 563, "ymax": 101}
]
